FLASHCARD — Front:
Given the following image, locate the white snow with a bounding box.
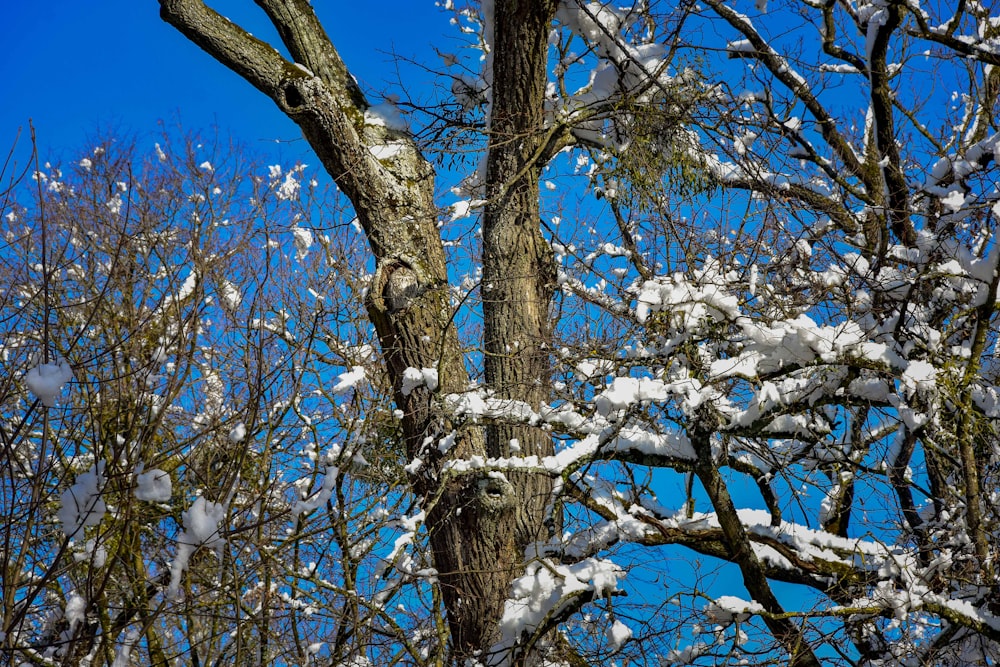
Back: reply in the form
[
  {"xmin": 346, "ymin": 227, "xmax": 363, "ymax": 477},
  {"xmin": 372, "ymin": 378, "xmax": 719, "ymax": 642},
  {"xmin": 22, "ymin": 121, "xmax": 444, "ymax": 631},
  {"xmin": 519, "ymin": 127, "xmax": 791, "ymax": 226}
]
[
  {"xmin": 606, "ymin": 618, "xmax": 632, "ymax": 650},
  {"xmin": 64, "ymin": 593, "xmax": 87, "ymax": 630},
  {"xmin": 168, "ymin": 497, "xmax": 228, "ymax": 599},
  {"xmin": 941, "ymin": 189, "xmax": 966, "ymax": 212},
  {"xmin": 401, "ymin": 367, "xmax": 439, "ymax": 396},
  {"xmin": 219, "ymin": 280, "xmax": 242, "ymax": 310},
  {"xmin": 727, "ymin": 39, "xmax": 755, "ymax": 55},
  {"xmin": 74, "ymin": 537, "xmax": 107, "ymax": 568},
  {"xmin": 574, "ymin": 358, "xmax": 615, "ymax": 380},
  {"xmin": 292, "ymin": 465, "xmax": 339, "ymax": 518},
  {"xmin": 228, "ymin": 422, "xmax": 247, "ymax": 443},
  {"xmin": 364, "ymin": 101, "xmax": 408, "ymax": 131},
  {"xmin": 369, "ymin": 142, "xmax": 407, "ymax": 161},
  {"xmin": 902, "ymin": 360, "xmax": 938, "ymax": 392},
  {"xmin": 25, "ymin": 360, "xmax": 73, "ymax": 407},
  {"xmin": 276, "ymin": 171, "xmax": 301, "ymax": 201},
  {"xmin": 106, "ymin": 193, "xmax": 124, "ymax": 216},
  {"xmin": 292, "ymin": 225, "xmax": 313, "ymax": 260},
  {"xmin": 134, "ymin": 468, "xmax": 172, "ymax": 502},
  {"xmin": 404, "ymin": 457, "xmax": 423, "ymax": 475},
  {"xmin": 111, "ymin": 630, "xmax": 140, "ymax": 667},
  {"xmin": 332, "ymin": 366, "xmax": 367, "ymax": 393},
  {"xmin": 734, "ymin": 131, "xmax": 757, "ymax": 156},
  {"xmin": 173, "ymin": 270, "xmax": 199, "ymax": 305},
  {"xmin": 632, "ymin": 269, "xmax": 739, "ymax": 325},
  {"xmin": 594, "ymin": 376, "xmax": 669, "ymax": 416},
  {"xmin": 705, "ymin": 595, "xmax": 766, "ymax": 624},
  {"xmin": 610, "ymin": 424, "xmax": 696, "ymax": 460},
  {"xmin": 448, "ymin": 198, "xmax": 486, "ymax": 222},
  {"xmin": 492, "ymin": 556, "xmax": 625, "ymax": 665},
  {"xmin": 58, "ymin": 463, "xmax": 107, "ymax": 537}
]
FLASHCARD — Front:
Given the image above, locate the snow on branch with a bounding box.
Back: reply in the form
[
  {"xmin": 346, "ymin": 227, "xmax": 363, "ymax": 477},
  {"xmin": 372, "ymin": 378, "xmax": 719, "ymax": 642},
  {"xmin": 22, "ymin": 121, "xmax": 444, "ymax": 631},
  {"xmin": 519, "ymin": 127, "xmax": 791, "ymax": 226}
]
[
  {"xmin": 490, "ymin": 555, "xmax": 625, "ymax": 666},
  {"xmin": 168, "ymin": 497, "xmax": 228, "ymax": 599},
  {"xmin": 24, "ymin": 360, "xmax": 73, "ymax": 408}
]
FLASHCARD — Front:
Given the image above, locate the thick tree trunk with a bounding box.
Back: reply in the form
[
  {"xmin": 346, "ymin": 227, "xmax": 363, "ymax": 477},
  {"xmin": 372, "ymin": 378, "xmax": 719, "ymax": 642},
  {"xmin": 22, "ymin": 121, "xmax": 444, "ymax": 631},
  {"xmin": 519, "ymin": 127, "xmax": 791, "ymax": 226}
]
[
  {"xmin": 158, "ymin": 0, "xmax": 559, "ymax": 663},
  {"xmin": 481, "ymin": 0, "xmax": 560, "ymax": 553}
]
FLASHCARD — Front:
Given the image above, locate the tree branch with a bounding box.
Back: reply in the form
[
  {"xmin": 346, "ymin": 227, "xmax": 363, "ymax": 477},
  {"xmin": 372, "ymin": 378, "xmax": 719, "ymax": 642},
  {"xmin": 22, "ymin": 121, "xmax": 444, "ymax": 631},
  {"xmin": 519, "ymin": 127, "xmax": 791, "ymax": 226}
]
[{"xmin": 703, "ymin": 0, "xmax": 864, "ymax": 178}]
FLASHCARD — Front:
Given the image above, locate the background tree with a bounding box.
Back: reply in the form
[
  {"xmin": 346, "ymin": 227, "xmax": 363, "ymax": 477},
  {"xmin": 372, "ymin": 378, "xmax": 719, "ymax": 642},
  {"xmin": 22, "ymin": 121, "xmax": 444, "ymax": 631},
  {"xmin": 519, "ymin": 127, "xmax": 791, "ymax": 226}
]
[{"xmin": 0, "ymin": 131, "xmax": 438, "ymax": 665}]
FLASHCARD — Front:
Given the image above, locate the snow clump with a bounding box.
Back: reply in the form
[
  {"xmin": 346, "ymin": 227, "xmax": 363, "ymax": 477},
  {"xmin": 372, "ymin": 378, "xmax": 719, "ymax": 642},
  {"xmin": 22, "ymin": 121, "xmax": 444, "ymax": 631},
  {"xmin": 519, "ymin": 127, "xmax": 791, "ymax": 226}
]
[
  {"xmin": 58, "ymin": 463, "xmax": 107, "ymax": 537},
  {"xmin": 594, "ymin": 376, "xmax": 669, "ymax": 416},
  {"xmin": 705, "ymin": 595, "xmax": 766, "ymax": 625},
  {"xmin": 332, "ymin": 366, "xmax": 368, "ymax": 393},
  {"xmin": 64, "ymin": 593, "xmax": 88, "ymax": 631},
  {"xmin": 25, "ymin": 360, "xmax": 74, "ymax": 407},
  {"xmin": 228, "ymin": 422, "xmax": 247, "ymax": 443},
  {"xmin": 364, "ymin": 101, "xmax": 408, "ymax": 131},
  {"xmin": 492, "ymin": 556, "xmax": 625, "ymax": 664},
  {"xmin": 292, "ymin": 465, "xmax": 339, "ymax": 519},
  {"xmin": 135, "ymin": 468, "xmax": 172, "ymax": 502},
  {"xmin": 401, "ymin": 367, "xmax": 439, "ymax": 396},
  {"xmin": 292, "ymin": 225, "xmax": 313, "ymax": 260},
  {"xmin": 632, "ymin": 269, "xmax": 739, "ymax": 325},
  {"xmin": 606, "ymin": 618, "xmax": 633, "ymax": 650},
  {"xmin": 168, "ymin": 497, "xmax": 228, "ymax": 599}
]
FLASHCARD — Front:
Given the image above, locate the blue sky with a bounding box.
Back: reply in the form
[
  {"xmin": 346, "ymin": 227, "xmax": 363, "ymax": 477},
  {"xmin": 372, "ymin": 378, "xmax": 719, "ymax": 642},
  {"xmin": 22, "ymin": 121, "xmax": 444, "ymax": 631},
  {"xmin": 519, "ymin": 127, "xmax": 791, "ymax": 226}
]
[{"xmin": 0, "ymin": 1, "xmax": 447, "ymax": 162}]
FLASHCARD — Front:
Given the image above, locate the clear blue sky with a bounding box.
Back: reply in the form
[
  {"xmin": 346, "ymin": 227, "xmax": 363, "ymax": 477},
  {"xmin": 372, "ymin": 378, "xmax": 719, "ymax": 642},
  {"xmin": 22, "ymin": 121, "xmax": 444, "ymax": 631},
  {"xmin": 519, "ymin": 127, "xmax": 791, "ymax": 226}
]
[{"xmin": 0, "ymin": 1, "xmax": 447, "ymax": 162}]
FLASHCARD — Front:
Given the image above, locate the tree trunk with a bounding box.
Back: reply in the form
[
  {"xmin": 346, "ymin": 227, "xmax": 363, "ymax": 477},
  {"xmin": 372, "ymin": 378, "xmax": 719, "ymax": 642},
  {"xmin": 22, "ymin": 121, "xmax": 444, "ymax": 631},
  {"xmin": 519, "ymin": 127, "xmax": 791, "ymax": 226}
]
[
  {"xmin": 482, "ymin": 0, "xmax": 559, "ymax": 551},
  {"xmin": 158, "ymin": 0, "xmax": 559, "ymax": 662}
]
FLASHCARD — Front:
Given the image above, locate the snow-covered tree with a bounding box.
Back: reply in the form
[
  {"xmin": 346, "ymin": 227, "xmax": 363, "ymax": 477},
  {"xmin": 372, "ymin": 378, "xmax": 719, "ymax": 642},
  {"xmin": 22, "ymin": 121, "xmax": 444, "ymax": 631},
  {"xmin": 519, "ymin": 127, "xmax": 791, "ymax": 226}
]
[
  {"xmin": 4, "ymin": 0, "xmax": 1000, "ymax": 664},
  {"xmin": 0, "ymin": 133, "xmax": 419, "ymax": 665}
]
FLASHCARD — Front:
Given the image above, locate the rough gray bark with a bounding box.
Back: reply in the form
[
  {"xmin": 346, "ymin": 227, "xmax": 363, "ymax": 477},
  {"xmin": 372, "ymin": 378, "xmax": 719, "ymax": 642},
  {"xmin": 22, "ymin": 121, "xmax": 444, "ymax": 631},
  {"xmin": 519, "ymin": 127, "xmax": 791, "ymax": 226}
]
[
  {"xmin": 481, "ymin": 0, "xmax": 560, "ymax": 550},
  {"xmin": 158, "ymin": 0, "xmax": 559, "ymax": 662}
]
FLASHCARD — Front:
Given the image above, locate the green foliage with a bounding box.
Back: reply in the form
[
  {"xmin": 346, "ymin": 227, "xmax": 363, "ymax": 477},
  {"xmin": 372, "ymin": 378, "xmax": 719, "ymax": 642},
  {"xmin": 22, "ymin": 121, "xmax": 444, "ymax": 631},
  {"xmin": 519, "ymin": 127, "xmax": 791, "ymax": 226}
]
[{"xmin": 601, "ymin": 69, "xmax": 716, "ymax": 211}]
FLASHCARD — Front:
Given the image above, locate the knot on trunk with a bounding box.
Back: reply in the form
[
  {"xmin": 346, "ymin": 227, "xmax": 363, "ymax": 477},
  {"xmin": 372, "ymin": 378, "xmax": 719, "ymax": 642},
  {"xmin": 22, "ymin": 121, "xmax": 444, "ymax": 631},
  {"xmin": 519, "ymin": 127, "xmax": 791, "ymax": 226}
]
[
  {"xmin": 278, "ymin": 73, "xmax": 320, "ymax": 113},
  {"xmin": 476, "ymin": 473, "xmax": 515, "ymax": 513},
  {"xmin": 384, "ymin": 264, "xmax": 420, "ymax": 312},
  {"xmin": 370, "ymin": 258, "xmax": 430, "ymax": 315},
  {"xmin": 282, "ymin": 82, "xmax": 305, "ymax": 110}
]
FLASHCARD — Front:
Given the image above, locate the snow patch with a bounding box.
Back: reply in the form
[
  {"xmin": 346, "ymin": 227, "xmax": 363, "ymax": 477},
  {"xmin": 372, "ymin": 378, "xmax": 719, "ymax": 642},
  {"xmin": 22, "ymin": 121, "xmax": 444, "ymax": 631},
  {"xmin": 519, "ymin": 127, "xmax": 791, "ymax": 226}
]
[
  {"xmin": 59, "ymin": 463, "xmax": 107, "ymax": 537},
  {"xmin": 292, "ymin": 226, "xmax": 313, "ymax": 260},
  {"xmin": 401, "ymin": 367, "xmax": 439, "ymax": 396},
  {"xmin": 606, "ymin": 618, "xmax": 632, "ymax": 650},
  {"xmin": 492, "ymin": 557, "xmax": 625, "ymax": 665},
  {"xmin": 168, "ymin": 497, "xmax": 228, "ymax": 599},
  {"xmin": 25, "ymin": 361, "xmax": 74, "ymax": 407},
  {"xmin": 364, "ymin": 101, "xmax": 408, "ymax": 131},
  {"xmin": 332, "ymin": 366, "xmax": 367, "ymax": 393},
  {"xmin": 135, "ymin": 468, "xmax": 172, "ymax": 502},
  {"xmin": 706, "ymin": 595, "xmax": 766, "ymax": 624}
]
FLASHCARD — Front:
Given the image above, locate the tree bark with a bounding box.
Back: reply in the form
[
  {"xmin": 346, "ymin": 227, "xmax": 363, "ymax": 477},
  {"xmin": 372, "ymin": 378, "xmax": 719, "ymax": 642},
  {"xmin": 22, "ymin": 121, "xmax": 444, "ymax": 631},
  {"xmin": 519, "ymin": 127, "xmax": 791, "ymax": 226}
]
[
  {"xmin": 158, "ymin": 0, "xmax": 559, "ymax": 662},
  {"xmin": 481, "ymin": 0, "xmax": 560, "ymax": 549}
]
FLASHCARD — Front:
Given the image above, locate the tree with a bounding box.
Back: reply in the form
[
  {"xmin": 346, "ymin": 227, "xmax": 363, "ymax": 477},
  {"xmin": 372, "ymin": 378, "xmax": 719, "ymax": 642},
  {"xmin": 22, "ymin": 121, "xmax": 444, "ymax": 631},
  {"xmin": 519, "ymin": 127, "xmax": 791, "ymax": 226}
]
[
  {"xmin": 154, "ymin": 1, "xmax": 585, "ymax": 663},
  {"xmin": 160, "ymin": 0, "xmax": 1000, "ymax": 664},
  {"xmin": 0, "ymin": 130, "xmax": 430, "ymax": 665},
  {"xmin": 5, "ymin": 0, "xmax": 1000, "ymax": 664}
]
